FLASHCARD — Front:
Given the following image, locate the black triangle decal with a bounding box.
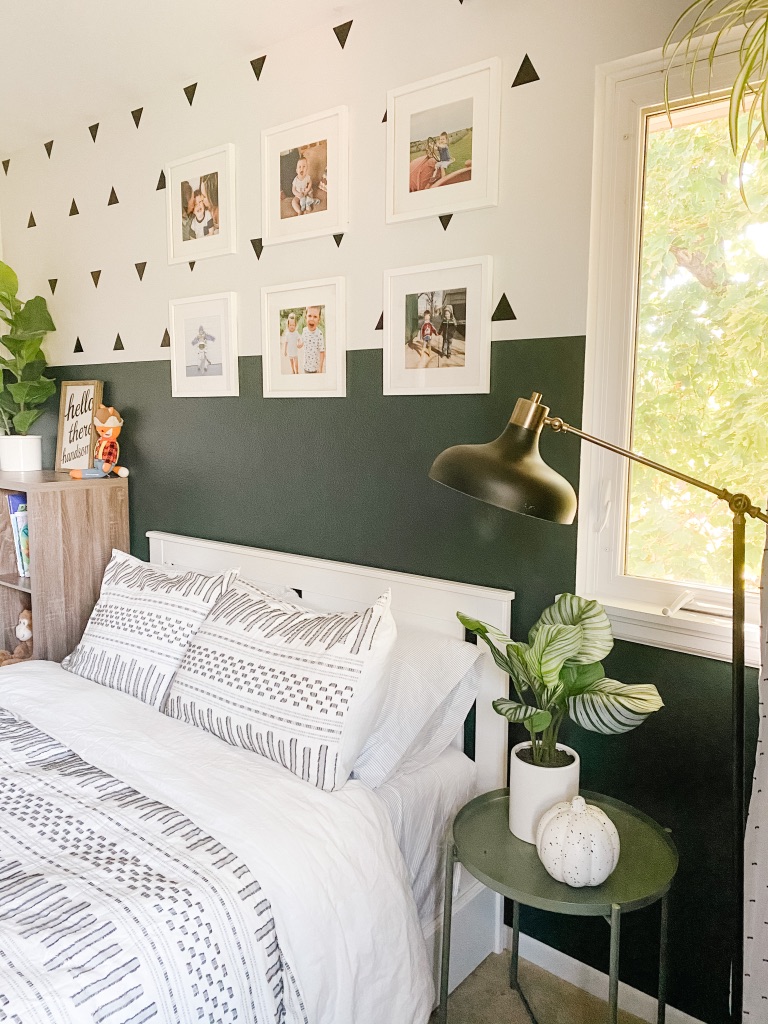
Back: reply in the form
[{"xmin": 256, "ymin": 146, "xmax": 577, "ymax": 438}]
[
  {"xmin": 132, "ymin": 107, "xmax": 143, "ymax": 128},
  {"xmin": 333, "ymin": 20, "xmax": 353, "ymax": 48},
  {"xmin": 44, "ymin": 140, "xmax": 53, "ymax": 158},
  {"xmin": 2, "ymin": 159, "xmax": 9, "ymax": 176},
  {"xmin": 113, "ymin": 334, "xmax": 124, "ymax": 351},
  {"xmin": 160, "ymin": 328, "xmax": 171, "ymax": 348},
  {"xmin": 333, "ymin": 233, "xmax": 344, "ymax": 247},
  {"xmin": 69, "ymin": 199, "xmax": 79, "ymax": 216},
  {"xmin": 156, "ymin": 170, "xmax": 166, "ymax": 190},
  {"xmin": 135, "ymin": 261, "xmax": 147, "ymax": 281},
  {"xmin": 107, "ymin": 187, "xmax": 119, "ymax": 206},
  {"xmin": 27, "ymin": 212, "xmax": 36, "ymax": 229},
  {"xmin": 375, "ymin": 312, "xmax": 383, "ymax": 331},
  {"xmin": 492, "ymin": 293, "xmax": 517, "ymax": 321},
  {"xmin": 512, "ymin": 54, "xmax": 540, "ymax": 88},
  {"xmin": 184, "ymin": 83, "xmax": 198, "ymax": 106},
  {"xmin": 250, "ymin": 238, "xmax": 264, "ymax": 259},
  {"xmin": 382, "ymin": 110, "xmax": 387, "ymax": 123},
  {"xmin": 74, "ymin": 338, "xmax": 83, "ymax": 354},
  {"xmin": 439, "ymin": 214, "xmax": 453, "ymax": 230},
  {"xmin": 91, "ymin": 270, "xmax": 101, "ymax": 287},
  {"xmin": 250, "ymin": 55, "xmax": 267, "ymax": 80},
  {"xmin": 189, "ymin": 261, "xmax": 196, "ymax": 271},
  {"xmin": 89, "ymin": 123, "xmax": 99, "ymax": 142},
  {"xmin": 48, "ymin": 279, "xmax": 57, "ymax": 295}
]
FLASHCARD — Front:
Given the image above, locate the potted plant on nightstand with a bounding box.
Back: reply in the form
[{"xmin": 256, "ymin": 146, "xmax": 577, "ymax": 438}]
[
  {"xmin": 459, "ymin": 594, "xmax": 664, "ymax": 843},
  {"xmin": 0, "ymin": 260, "xmax": 57, "ymax": 471}
]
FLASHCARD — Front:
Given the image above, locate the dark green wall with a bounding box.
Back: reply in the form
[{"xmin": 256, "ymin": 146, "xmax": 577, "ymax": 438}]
[{"xmin": 42, "ymin": 339, "xmax": 757, "ymax": 1024}]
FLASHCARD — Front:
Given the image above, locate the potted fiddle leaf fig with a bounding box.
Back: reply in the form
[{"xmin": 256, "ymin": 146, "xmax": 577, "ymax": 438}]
[
  {"xmin": 458, "ymin": 594, "xmax": 663, "ymax": 843},
  {"xmin": 0, "ymin": 260, "xmax": 57, "ymax": 471}
]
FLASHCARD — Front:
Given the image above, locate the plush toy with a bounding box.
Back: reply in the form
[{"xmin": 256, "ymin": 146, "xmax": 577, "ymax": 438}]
[
  {"xmin": 0, "ymin": 608, "xmax": 33, "ymax": 666},
  {"xmin": 70, "ymin": 405, "xmax": 129, "ymax": 479}
]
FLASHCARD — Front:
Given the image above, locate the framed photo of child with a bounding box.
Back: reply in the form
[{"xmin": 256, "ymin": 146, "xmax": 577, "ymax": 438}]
[
  {"xmin": 383, "ymin": 257, "xmax": 492, "ymax": 396},
  {"xmin": 386, "ymin": 59, "xmax": 501, "ymax": 223},
  {"xmin": 261, "ymin": 108, "xmax": 348, "ymax": 246},
  {"xmin": 168, "ymin": 293, "xmax": 239, "ymax": 397},
  {"xmin": 261, "ymin": 278, "xmax": 346, "ymax": 398},
  {"xmin": 166, "ymin": 145, "xmax": 236, "ymax": 264}
]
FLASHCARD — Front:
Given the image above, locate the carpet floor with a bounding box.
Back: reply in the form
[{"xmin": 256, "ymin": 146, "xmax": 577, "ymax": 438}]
[{"xmin": 430, "ymin": 952, "xmax": 646, "ymax": 1024}]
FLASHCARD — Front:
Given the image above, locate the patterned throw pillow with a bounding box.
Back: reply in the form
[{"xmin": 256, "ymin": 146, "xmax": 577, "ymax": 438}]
[
  {"xmin": 64, "ymin": 550, "xmax": 237, "ymax": 708},
  {"xmin": 164, "ymin": 579, "xmax": 397, "ymax": 791}
]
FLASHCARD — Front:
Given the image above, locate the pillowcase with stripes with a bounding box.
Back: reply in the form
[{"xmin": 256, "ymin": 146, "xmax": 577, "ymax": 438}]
[
  {"xmin": 64, "ymin": 550, "xmax": 237, "ymax": 709},
  {"xmin": 163, "ymin": 578, "xmax": 397, "ymax": 792}
]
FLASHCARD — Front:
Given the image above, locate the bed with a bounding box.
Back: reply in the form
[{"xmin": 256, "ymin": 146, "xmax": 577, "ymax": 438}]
[{"xmin": 0, "ymin": 531, "xmax": 514, "ymax": 1024}]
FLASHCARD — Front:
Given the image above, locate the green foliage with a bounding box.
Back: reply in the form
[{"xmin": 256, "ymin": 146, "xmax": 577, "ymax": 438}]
[
  {"xmin": 458, "ymin": 596, "xmax": 663, "ymax": 767},
  {"xmin": 630, "ymin": 105, "xmax": 768, "ymax": 590},
  {"xmin": 0, "ymin": 261, "xmax": 56, "ymax": 435}
]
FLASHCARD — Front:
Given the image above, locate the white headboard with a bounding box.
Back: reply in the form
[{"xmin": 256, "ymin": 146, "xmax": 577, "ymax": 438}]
[{"xmin": 147, "ymin": 531, "xmax": 515, "ymax": 793}]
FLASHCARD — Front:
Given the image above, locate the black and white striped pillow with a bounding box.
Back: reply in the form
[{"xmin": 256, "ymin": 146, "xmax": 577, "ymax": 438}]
[
  {"xmin": 163, "ymin": 579, "xmax": 397, "ymax": 791},
  {"xmin": 64, "ymin": 550, "xmax": 237, "ymax": 708}
]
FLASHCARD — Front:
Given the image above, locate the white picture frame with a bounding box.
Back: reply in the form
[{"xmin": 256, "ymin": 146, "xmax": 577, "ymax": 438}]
[
  {"xmin": 383, "ymin": 256, "xmax": 492, "ymax": 396},
  {"xmin": 169, "ymin": 292, "xmax": 239, "ymax": 397},
  {"xmin": 386, "ymin": 58, "xmax": 501, "ymax": 224},
  {"xmin": 261, "ymin": 107, "xmax": 348, "ymax": 245},
  {"xmin": 166, "ymin": 144, "xmax": 236, "ymax": 264},
  {"xmin": 261, "ymin": 277, "xmax": 346, "ymax": 398}
]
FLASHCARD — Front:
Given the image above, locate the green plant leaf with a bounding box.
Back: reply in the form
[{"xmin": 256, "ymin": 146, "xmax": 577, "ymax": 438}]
[
  {"xmin": 492, "ymin": 699, "xmax": 551, "ymax": 733},
  {"xmin": 456, "ymin": 612, "xmax": 514, "ymax": 647},
  {"xmin": 0, "ymin": 263, "xmax": 19, "ymax": 303},
  {"xmin": 531, "ymin": 593, "xmax": 614, "ymax": 664},
  {"xmin": 8, "ymin": 377, "xmax": 56, "ymax": 407},
  {"xmin": 521, "ymin": 623, "xmax": 582, "ymax": 703},
  {"xmin": 568, "ymin": 678, "xmax": 664, "ymax": 734},
  {"xmin": 20, "ymin": 358, "xmax": 47, "ymax": 382},
  {"xmin": 0, "ymin": 391, "xmax": 17, "ymax": 413},
  {"xmin": 560, "ymin": 661, "xmax": 606, "ymax": 698},
  {"xmin": 12, "ymin": 408, "xmax": 43, "ymax": 435},
  {"xmin": 12, "ymin": 295, "xmax": 55, "ymax": 338}
]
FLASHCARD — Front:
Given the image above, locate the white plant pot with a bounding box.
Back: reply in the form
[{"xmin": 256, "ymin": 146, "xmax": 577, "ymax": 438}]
[
  {"xmin": 0, "ymin": 435, "xmax": 42, "ymax": 472},
  {"xmin": 508, "ymin": 740, "xmax": 580, "ymax": 844}
]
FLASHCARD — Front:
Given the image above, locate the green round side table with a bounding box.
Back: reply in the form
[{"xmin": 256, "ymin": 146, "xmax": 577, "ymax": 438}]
[{"xmin": 438, "ymin": 789, "xmax": 678, "ymax": 1024}]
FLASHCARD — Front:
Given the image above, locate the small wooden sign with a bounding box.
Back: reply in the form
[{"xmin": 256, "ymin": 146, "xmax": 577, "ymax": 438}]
[{"xmin": 55, "ymin": 380, "xmax": 103, "ymax": 472}]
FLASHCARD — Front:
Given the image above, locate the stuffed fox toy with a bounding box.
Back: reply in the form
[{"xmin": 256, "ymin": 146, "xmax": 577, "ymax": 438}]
[{"xmin": 70, "ymin": 405, "xmax": 129, "ymax": 479}]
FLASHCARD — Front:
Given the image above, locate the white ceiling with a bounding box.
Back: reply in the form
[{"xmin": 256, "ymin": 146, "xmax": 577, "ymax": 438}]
[{"xmin": 2, "ymin": 0, "xmax": 357, "ymax": 155}]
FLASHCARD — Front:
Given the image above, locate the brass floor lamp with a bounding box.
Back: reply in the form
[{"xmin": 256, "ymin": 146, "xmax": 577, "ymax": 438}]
[{"xmin": 429, "ymin": 391, "xmax": 767, "ymax": 1024}]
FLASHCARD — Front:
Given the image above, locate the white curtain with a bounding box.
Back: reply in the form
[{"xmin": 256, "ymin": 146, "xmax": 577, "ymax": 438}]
[{"xmin": 744, "ymin": 526, "xmax": 768, "ymax": 1019}]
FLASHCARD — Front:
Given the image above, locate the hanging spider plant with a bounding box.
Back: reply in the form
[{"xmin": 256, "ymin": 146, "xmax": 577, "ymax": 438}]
[{"xmin": 664, "ymin": 1, "xmax": 768, "ymax": 198}]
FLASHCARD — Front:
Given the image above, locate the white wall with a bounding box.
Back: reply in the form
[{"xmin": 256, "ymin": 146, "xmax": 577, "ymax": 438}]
[{"xmin": 0, "ymin": 0, "xmax": 689, "ymax": 367}]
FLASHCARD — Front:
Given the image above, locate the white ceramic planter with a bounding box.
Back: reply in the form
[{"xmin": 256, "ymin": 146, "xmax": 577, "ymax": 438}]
[
  {"xmin": 508, "ymin": 740, "xmax": 580, "ymax": 844},
  {"xmin": 0, "ymin": 435, "xmax": 42, "ymax": 472}
]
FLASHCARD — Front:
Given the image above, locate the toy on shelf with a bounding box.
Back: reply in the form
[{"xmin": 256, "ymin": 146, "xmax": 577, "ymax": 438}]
[
  {"xmin": 70, "ymin": 405, "xmax": 129, "ymax": 479},
  {"xmin": 0, "ymin": 608, "xmax": 33, "ymax": 666}
]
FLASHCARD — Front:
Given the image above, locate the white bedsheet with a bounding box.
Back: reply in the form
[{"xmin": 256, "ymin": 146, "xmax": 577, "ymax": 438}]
[
  {"xmin": 0, "ymin": 662, "xmax": 433, "ymax": 1024},
  {"xmin": 375, "ymin": 747, "xmax": 478, "ymax": 925}
]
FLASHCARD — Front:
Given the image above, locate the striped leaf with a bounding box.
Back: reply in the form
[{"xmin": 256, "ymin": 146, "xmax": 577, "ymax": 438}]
[
  {"xmin": 492, "ymin": 699, "xmax": 551, "ymax": 733},
  {"xmin": 522, "ymin": 623, "xmax": 582, "ymax": 703},
  {"xmin": 532, "ymin": 594, "xmax": 613, "ymax": 665},
  {"xmin": 568, "ymin": 678, "xmax": 664, "ymax": 735}
]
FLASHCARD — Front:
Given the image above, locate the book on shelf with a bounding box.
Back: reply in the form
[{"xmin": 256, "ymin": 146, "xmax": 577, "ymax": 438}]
[{"xmin": 7, "ymin": 493, "xmax": 29, "ymax": 578}]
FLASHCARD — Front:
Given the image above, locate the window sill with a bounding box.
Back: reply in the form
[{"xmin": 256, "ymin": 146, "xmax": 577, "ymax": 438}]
[{"xmin": 603, "ymin": 600, "xmax": 760, "ymax": 669}]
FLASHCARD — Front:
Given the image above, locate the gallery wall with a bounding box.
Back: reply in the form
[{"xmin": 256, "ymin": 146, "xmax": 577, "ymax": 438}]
[{"xmin": 2, "ymin": 2, "xmax": 749, "ymax": 1023}]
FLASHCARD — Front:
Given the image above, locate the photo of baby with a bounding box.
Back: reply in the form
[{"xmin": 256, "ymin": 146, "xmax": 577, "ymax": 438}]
[
  {"xmin": 409, "ymin": 98, "xmax": 473, "ymax": 193},
  {"xmin": 279, "ymin": 140, "xmax": 328, "ymax": 220},
  {"xmin": 279, "ymin": 305, "xmax": 326, "ymax": 375},
  {"xmin": 404, "ymin": 289, "xmax": 467, "ymax": 369},
  {"xmin": 180, "ymin": 171, "xmax": 220, "ymax": 242},
  {"xmin": 185, "ymin": 316, "xmax": 224, "ymax": 377}
]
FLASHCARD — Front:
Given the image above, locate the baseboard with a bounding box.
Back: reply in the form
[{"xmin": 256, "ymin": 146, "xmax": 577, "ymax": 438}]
[
  {"xmin": 512, "ymin": 929, "xmax": 704, "ymax": 1024},
  {"xmin": 425, "ymin": 878, "xmax": 503, "ymax": 1000}
]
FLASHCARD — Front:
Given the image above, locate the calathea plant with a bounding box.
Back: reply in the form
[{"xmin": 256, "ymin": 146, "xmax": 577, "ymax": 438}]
[
  {"xmin": 0, "ymin": 260, "xmax": 56, "ymax": 435},
  {"xmin": 458, "ymin": 594, "xmax": 663, "ymax": 767}
]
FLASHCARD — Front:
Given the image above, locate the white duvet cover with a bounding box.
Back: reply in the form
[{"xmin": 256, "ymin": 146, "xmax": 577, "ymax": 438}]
[{"xmin": 0, "ymin": 662, "xmax": 433, "ymax": 1024}]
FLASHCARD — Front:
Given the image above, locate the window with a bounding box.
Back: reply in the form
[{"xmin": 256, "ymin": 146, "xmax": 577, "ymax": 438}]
[{"xmin": 578, "ymin": 45, "xmax": 765, "ymax": 665}]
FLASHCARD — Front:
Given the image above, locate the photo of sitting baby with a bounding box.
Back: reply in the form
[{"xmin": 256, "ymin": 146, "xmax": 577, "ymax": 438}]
[{"xmin": 279, "ymin": 139, "xmax": 329, "ymax": 220}]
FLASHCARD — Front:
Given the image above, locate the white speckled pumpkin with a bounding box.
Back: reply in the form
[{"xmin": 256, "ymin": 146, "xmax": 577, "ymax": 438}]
[{"xmin": 535, "ymin": 795, "xmax": 620, "ymax": 887}]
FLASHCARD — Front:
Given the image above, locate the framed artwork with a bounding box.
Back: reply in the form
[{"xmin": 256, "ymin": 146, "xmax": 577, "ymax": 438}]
[
  {"xmin": 169, "ymin": 293, "xmax": 239, "ymax": 397},
  {"xmin": 55, "ymin": 380, "xmax": 104, "ymax": 471},
  {"xmin": 261, "ymin": 277, "xmax": 346, "ymax": 398},
  {"xmin": 383, "ymin": 256, "xmax": 492, "ymax": 396},
  {"xmin": 386, "ymin": 58, "xmax": 501, "ymax": 223},
  {"xmin": 166, "ymin": 144, "xmax": 236, "ymax": 264},
  {"xmin": 261, "ymin": 107, "xmax": 348, "ymax": 245}
]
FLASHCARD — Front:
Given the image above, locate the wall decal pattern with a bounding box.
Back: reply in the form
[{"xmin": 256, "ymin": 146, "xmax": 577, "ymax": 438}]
[
  {"xmin": 250, "ymin": 55, "xmax": 267, "ymax": 80},
  {"xmin": 44, "ymin": 141, "xmax": 53, "ymax": 158},
  {"xmin": 512, "ymin": 54, "xmax": 540, "ymax": 88},
  {"xmin": 156, "ymin": 170, "xmax": 166, "ymax": 190},
  {"xmin": 250, "ymin": 238, "xmax": 264, "ymax": 259},
  {"xmin": 160, "ymin": 329, "xmax": 170, "ymax": 348},
  {"xmin": 492, "ymin": 293, "xmax": 516, "ymax": 321},
  {"xmin": 89, "ymin": 123, "xmax": 99, "ymax": 142},
  {"xmin": 189, "ymin": 262, "xmax": 196, "ymax": 271},
  {"xmin": 113, "ymin": 334, "xmax": 124, "ymax": 351},
  {"xmin": 135, "ymin": 262, "xmax": 147, "ymax": 281},
  {"xmin": 73, "ymin": 338, "xmax": 83, "ymax": 353},
  {"xmin": 48, "ymin": 279, "xmax": 57, "ymax": 295},
  {"xmin": 333, "ymin": 20, "xmax": 353, "ymax": 49},
  {"xmin": 27, "ymin": 213, "xmax": 35, "ymax": 228},
  {"xmin": 69, "ymin": 199, "xmax": 79, "ymax": 216},
  {"xmin": 107, "ymin": 187, "xmax": 119, "ymax": 206},
  {"xmin": 375, "ymin": 312, "xmax": 383, "ymax": 331},
  {"xmin": 184, "ymin": 83, "xmax": 198, "ymax": 106},
  {"xmin": 439, "ymin": 214, "xmax": 453, "ymax": 230},
  {"xmin": 91, "ymin": 270, "xmax": 101, "ymax": 287},
  {"xmin": 334, "ymin": 233, "xmax": 344, "ymax": 247},
  {"xmin": 2, "ymin": 160, "xmax": 9, "ymax": 175},
  {"xmin": 132, "ymin": 108, "xmax": 143, "ymax": 128}
]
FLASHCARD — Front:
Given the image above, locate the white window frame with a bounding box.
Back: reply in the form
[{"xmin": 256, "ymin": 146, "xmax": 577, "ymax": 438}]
[{"xmin": 577, "ymin": 40, "xmax": 761, "ymax": 668}]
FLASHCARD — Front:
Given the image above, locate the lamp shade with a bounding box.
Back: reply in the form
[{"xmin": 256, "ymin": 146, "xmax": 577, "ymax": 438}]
[{"xmin": 428, "ymin": 394, "xmax": 578, "ymax": 524}]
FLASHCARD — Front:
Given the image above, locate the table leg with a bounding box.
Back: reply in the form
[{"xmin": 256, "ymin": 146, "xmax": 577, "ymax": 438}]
[
  {"xmin": 657, "ymin": 893, "xmax": 668, "ymax": 1024},
  {"xmin": 509, "ymin": 900, "xmax": 520, "ymax": 989},
  {"xmin": 438, "ymin": 836, "xmax": 456, "ymax": 1024},
  {"xmin": 608, "ymin": 903, "xmax": 621, "ymax": 1024}
]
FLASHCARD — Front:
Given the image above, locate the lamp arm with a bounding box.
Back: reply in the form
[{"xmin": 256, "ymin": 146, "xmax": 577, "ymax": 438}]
[{"xmin": 545, "ymin": 416, "xmax": 768, "ymax": 525}]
